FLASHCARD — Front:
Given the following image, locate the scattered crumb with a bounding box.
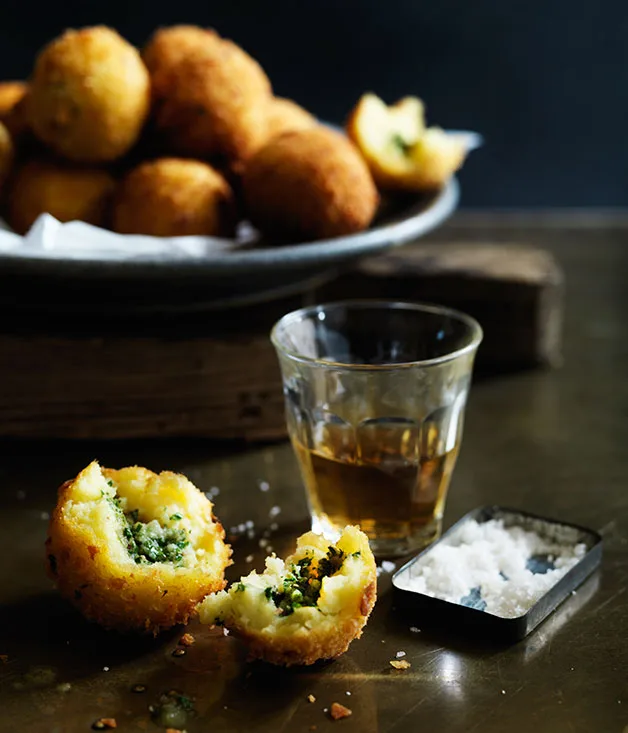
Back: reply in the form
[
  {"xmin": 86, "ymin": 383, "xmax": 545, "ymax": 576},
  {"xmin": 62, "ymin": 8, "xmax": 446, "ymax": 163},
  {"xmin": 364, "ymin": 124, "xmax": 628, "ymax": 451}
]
[
  {"xmin": 178, "ymin": 633, "xmax": 195, "ymax": 647},
  {"xmin": 0, "ymin": 655, "xmax": 8, "ymax": 663},
  {"xmin": 92, "ymin": 719, "xmax": 117, "ymax": 730},
  {"xmin": 330, "ymin": 702, "xmax": 352, "ymax": 720},
  {"xmin": 409, "ymin": 627, "xmax": 421, "ymax": 633},
  {"xmin": 390, "ymin": 660, "xmax": 411, "ymax": 670},
  {"xmin": 307, "ymin": 694, "xmax": 316, "ymax": 703},
  {"xmin": 245, "ymin": 555, "xmax": 254, "ymax": 563},
  {"xmin": 102, "ymin": 666, "xmax": 110, "ymax": 672},
  {"xmin": 40, "ymin": 511, "xmax": 50, "ymax": 520},
  {"xmin": 259, "ymin": 481, "xmax": 270, "ymax": 492},
  {"xmin": 131, "ymin": 684, "xmax": 147, "ymax": 693},
  {"xmin": 395, "ymin": 651, "xmax": 406, "ymax": 658}
]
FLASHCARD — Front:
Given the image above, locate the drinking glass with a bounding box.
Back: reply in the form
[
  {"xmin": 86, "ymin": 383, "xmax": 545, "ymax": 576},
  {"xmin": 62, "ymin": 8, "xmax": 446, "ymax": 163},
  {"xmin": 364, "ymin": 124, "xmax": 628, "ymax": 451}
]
[{"xmin": 271, "ymin": 301, "xmax": 482, "ymax": 556}]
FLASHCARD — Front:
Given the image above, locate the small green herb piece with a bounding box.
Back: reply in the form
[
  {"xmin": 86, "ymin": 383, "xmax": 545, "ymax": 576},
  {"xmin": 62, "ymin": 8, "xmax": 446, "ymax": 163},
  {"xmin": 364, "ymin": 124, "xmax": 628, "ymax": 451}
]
[
  {"xmin": 106, "ymin": 480, "xmax": 114, "ymax": 487},
  {"xmin": 391, "ymin": 133, "xmax": 413, "ymax": 155},
  {"xmin": 170, "ymin": 513, "xmax": 183, "ymax": 521},
  {"xmin": 264, "ymin": 546, "xmax": 346, "ymax": 617},
  {"xmin": 121, "ymin": 510, "xmax": 189, "ymax": 565},
  {"xmin": 151, "ymin": 690, "xmax": 195, "ymax": 728},
  {"xmin": 235, "ymin": 582, "xmax": 246, "ymax": 593}
]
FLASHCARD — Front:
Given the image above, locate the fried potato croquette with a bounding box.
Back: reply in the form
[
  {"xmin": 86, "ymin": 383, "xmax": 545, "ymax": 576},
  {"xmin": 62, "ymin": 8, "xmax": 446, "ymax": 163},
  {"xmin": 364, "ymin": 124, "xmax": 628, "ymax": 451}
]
[
  {"xmin": 152, "ymin": 36, "xmax": 271, "ymax": 164},
  {"xmin": 46, "ymin": 461, "xmax": 231, "ymax": 634},
  {"xmin": 0, "ymin": 81, "xmax": 28, "ymax": 121},
  {"xmin": 198, "ymin": 526, "xmax": 377, "ymax": 666},
  {"xmin": 265, "ymin": 97, "xmax": 316, "ymax": 141},
  {"xmin": 112, "ymin": 158, "xmax": 236, "ymax": 237},
  {"xmin": 143, "ymin": 25, "xmax": 220, "ymax": 80},
  {"xmin": 0, "ymin": 121, "xmax": 14, "ymax": 195},
  {"xmin": 7, "ymin": 159, "xmax": 115, "ymax": 234},
  {"xmin": 346, "ymin": 92, "xmax": 467, "ymax": 191},
  {"xmin": 29, "ymin": 26, "xmax": 150, "ymax": 163},
  {"xmin": 242, "ymin": 126, "xmax": 378, "ymax": 241}
]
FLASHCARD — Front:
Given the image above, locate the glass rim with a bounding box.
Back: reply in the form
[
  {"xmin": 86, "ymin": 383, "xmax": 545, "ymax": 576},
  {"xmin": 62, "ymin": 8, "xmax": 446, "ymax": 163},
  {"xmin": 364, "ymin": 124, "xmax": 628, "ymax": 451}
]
[{"xmin": 270, "ymin": 300, "xmax": 483, "ymax": 370}]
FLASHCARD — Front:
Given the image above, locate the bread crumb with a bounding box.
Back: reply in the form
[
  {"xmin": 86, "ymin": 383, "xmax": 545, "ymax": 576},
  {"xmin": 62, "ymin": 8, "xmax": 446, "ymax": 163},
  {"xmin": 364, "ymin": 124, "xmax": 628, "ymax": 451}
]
[
  {"xmin": 92, "ymin": 719, "xmax": 117, "ymax": 730},
  {"xmin": 390, "ymin": 659, "xmax": 411, "ymax": 670},
  {"xmin": 307, "ymin": 694, "xmax": 316, "ymax": 703},
  {"xmin": 330, "ymin": 702, "xmax": 352, "ymax": 720},
  {"xmin": 178, "ymin": 633, "xmax": 195, "ymax": 647}
]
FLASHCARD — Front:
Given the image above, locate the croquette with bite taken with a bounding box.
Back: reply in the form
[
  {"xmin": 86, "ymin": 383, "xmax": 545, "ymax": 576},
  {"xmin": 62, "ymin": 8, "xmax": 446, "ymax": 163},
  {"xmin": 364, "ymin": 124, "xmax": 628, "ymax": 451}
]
[
  {"xmin": 198, "ymin": 525, "xmax": 377, "ymax": 666},
  {"xmin": 28, "ymin": 26, "xmax": 150, "ymax": 163},
  {"xmin": 45, "ymin": 461, "xmax": 231, "ymax": 633}
]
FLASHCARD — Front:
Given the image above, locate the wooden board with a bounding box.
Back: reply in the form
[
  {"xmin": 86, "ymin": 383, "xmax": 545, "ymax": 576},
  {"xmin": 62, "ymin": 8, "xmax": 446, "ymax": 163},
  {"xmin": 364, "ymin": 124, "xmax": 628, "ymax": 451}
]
[{"xmin": 0, "ymin": 242, "xmax": 563, "ymax": 440}]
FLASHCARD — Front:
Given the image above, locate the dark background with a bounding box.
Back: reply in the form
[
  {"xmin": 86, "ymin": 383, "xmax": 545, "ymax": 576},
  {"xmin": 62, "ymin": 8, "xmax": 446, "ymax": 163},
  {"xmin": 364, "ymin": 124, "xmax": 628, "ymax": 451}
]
[{"xmin": 0, "ymin": 0, "xmax": 625, "ymax": 208}]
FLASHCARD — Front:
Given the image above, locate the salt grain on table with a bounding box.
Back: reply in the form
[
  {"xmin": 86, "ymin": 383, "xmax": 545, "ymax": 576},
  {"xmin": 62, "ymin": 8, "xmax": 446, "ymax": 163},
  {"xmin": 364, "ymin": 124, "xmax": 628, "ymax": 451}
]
[{"xmin": 395, "ymin": 519, "xmax": 586, "ymax": 618}]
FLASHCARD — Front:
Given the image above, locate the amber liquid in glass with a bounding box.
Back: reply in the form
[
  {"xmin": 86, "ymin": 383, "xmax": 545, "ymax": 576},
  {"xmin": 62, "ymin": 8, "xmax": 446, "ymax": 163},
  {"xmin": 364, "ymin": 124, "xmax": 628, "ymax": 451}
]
[{"xmin": 292, "ymin": 425, "xmax": 458, "ymax": 553}]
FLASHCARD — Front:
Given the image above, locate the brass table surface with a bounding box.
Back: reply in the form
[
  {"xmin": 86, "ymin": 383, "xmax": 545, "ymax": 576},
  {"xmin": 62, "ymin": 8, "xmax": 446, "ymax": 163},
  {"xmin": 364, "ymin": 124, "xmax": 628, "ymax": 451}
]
[{"xmin": 1, "ymin": 216, "xmax": 627, "ymax": 733}]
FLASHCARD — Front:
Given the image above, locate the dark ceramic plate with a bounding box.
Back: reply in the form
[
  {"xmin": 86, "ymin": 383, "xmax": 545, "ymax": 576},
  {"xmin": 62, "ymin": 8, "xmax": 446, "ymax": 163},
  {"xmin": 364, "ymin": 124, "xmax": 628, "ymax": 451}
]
[{"xmin": 0, "ymin": 178, "xmax": 459, "ymax": 314}]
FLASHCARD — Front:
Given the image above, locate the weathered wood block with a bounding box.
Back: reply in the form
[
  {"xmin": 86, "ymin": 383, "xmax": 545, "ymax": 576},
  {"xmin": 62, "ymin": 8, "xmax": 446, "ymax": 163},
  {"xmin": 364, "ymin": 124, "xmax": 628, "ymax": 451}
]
[{"xmin": 318, "ymin": 242, "xmax": 564, "ymax": 372}]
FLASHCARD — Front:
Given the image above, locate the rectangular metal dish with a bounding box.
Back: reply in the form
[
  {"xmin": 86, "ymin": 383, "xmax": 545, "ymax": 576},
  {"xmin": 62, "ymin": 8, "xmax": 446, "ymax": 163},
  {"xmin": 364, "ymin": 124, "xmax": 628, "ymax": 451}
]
[{"xmin": 392, "ymin": 505, "xmax": 603, "ymax": 642}]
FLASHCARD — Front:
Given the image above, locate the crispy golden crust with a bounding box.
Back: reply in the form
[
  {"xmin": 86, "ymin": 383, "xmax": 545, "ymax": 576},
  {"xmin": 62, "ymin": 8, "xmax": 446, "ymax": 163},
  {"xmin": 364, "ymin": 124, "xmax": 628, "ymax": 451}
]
[
  {"xmin": 7, "ymin": 158, "xmax": 115, "ymax": 234},
  {"xmin": 346, "ymin": 93, "xmax": 466, "ymax": 191},
  {"xmin": 264, "ymin": 97, "xmax": 316, "ymax": 142},
  {"xmin": 143, "ymin": 25, "xmax": 221, "ymax": 80},
  {"xmin": 0, "ymin": 122, "xmax": 14, "ymax": 195},
  {"xmin": 233, "ymin": 579, "xmax": 376, "ymax": 666},
  {"xmin": 29, "ymin": 26, "xmax": 150, "ymax": 162},
  {"xmin": 199, "ymin": 526, "xmax": 377, "ymax": 666},
  {"xmin": 46, "ymin": 462, "xmax": 232, "ymax": 634},
  {"xmin": 152, "ymin": 39, "xmax": 271, "ymax": 163},
  {"xmin": 112, "ymin": 157, "xmax": 236, "ymax": 237},
  {"xmin": 242, "ymin": 126, "xmax": 378, "ymax": 241},
  {"xmin": 0, "ymin": 82, "xmax": 28, "ymax": 120}
]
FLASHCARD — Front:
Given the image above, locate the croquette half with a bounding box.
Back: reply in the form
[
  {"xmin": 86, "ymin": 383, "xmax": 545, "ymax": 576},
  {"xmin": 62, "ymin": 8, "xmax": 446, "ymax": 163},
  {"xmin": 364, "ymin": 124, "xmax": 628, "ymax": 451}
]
[
  {"xmin": 242, "ymin": 126, "xmax": 378, "ymax": 241},
  {"xmin": 112, "ymin": 158, "xmax": 236, "ymax": 237},
  {"xmin": 46, "ymin": 461, "xmax": 232, "ymax": 633},
  {"xmin": 28, "ymin": 26, "xmax": 150, "ymax": 162},
  {"xmin": 198, "ymin": 525, "xmax": 377, "ymax": 666},
  {"xmin": 152, "ymin": 37, "xmax": 271, "ymax": 163},
  {"xmin": 7, "ymin": 159, "xmax": 115, "ymax": 234}
]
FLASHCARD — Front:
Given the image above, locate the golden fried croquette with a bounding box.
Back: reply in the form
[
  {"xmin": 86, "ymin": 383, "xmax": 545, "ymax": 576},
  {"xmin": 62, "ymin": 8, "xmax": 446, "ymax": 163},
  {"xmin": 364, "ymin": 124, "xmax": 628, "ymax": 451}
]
[
  {"xmin": 0, "ymin": 81, "xmax": 28, "ymax": 121},
  {"xmin": 265, "ymin": 97, "xmax": 316, "ymax": 141},
  {"xmin": 242, "ymin": 126, "xmax": 378, "ymax": 241},
  {"xmin": 0, "ymin": 122, "xmax": 14, "ymax": 195},
  {"xmin": 142, "ymin": 25, "xmax": 220, "ymax": 79},
  {"xmin": 346, "ymin": 93, "xmax": 467, "ymax": 191},
  {"xmin": 46, "ymin": 461, "xmax": 231, "ymax": 634},
  {"xmin": 198, "ymin": 526, "xmax": 377, "ymax": 666},
  {"xmin": 152, "ymin": 37, "xmax": 271, "ymax": 163},
  {"xmin": 28, "ymin": 26, "xmax": 150, "ymax": 163},
  {"xmin": 112, "ymin": 158, "xmax": 236, "ymax": 237},
  {"xmin": 7, "ymin": 158, "xmax": 115, "ymax": 234}
]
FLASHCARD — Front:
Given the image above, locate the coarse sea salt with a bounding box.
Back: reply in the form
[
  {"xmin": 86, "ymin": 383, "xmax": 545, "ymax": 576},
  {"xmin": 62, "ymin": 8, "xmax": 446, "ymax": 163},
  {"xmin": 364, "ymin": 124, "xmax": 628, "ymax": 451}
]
[{"xmin": 395, "ymin": 519, "xmax": 586, "ymax": 619}]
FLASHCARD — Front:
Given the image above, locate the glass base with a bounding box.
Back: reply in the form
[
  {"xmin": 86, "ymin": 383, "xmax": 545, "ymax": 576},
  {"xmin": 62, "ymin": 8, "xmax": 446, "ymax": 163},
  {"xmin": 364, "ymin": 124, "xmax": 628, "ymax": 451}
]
[{"xmin": 310, "ymin": 512, "xmax": 442, "ymax": 558}]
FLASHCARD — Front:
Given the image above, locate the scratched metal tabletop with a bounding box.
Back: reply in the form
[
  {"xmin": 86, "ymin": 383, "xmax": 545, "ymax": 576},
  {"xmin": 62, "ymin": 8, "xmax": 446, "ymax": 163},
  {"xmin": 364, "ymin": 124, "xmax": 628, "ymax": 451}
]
[{"xmin": 1, "ymin": 215, "xmax": 627, "ymax": 733}]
